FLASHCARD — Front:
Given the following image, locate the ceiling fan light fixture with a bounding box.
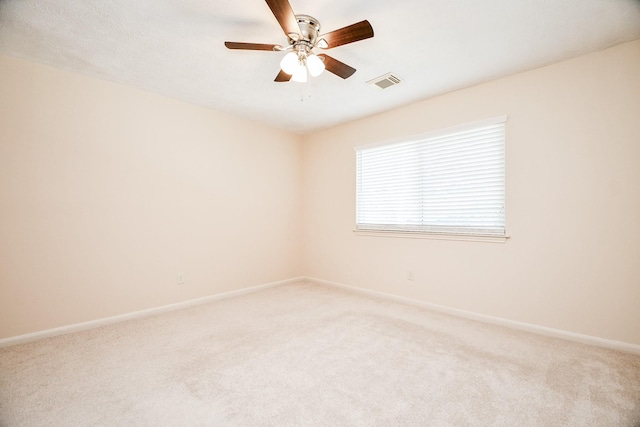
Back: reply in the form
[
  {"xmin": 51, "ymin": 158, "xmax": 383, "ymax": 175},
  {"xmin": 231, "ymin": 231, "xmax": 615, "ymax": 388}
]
[
  {"xmin": 280, "ymin": 51, "xmax": 299, "ymax": 75},
  {"xmin": 225, "ymin": 1, "xmax": 374, "ymax": 84},
  {"xmin": 306, "ymin": 54, "xmax": 325, "ymax": 77},
  {"xmin": 291, "ymin": 66, "xmax": 308, "ymax": 83}
]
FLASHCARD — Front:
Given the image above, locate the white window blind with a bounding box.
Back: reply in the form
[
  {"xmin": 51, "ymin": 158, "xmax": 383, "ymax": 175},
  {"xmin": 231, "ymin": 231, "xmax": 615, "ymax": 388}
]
[{"xmin": 356, "ymin": 117, "xmax": 506, "ymax": 236}]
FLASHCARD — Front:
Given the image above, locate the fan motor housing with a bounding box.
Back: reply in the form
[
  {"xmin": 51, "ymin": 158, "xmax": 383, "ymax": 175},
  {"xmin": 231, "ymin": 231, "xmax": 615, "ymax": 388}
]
[{"xmin": 294, "ymin": 15, "xmax": 320, "ymax": 44}]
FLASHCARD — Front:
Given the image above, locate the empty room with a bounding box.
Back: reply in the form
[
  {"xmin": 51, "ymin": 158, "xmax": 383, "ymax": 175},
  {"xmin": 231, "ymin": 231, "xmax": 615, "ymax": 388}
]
[{"xmin": 1, "ymin": 0, "xmax": 640, "ymax": 425}]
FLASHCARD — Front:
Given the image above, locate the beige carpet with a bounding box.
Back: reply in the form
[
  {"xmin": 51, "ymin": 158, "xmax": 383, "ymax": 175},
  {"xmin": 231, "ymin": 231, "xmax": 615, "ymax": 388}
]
[{"xmin": 1, "ymin": 281, "xmax": 639, "ymax": 426}]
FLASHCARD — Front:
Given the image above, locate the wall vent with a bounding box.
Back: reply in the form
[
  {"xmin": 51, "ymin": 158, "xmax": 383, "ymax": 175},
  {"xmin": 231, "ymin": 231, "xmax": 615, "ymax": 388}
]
[{"xmin": 367, "ymin": 73, "xmax": 402, "ymax": 90}]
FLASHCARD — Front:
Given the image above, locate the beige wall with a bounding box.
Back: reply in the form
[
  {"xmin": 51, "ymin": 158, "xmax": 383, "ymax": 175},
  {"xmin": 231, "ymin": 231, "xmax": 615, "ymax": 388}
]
[
  {"xmin": 302, "ymin": 40, "xmax": 640, "ymax": 345},
  {"xmin": 0, "ymin": 55, "xmax": 303, "ymax": 338},
  {"xmin": 2, "ymin": 40, "xmax": 639, "ymax": 346}
]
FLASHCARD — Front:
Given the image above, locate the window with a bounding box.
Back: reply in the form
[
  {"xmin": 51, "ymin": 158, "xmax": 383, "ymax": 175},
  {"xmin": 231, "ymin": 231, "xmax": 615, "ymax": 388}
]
[{"xmin": 355, "ymin": 116, "xmax": 506, "ymax": 240}]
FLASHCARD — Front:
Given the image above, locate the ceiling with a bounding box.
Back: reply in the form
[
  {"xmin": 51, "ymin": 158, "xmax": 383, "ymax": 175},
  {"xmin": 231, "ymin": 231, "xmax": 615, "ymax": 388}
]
[{"xmin": 1, "ymin": 0, "xmax": 640, "ymax": 134}]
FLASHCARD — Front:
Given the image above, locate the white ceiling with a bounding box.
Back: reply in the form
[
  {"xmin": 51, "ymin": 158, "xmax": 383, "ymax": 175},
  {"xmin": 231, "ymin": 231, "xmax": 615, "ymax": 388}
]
[{"xmin": 1, "ymin": 0, "xmax": 640, "ymax": 134}]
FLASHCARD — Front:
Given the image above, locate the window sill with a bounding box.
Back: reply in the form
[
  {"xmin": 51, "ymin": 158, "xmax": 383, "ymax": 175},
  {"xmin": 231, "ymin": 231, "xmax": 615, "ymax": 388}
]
[{"xmin": 353, "ymin": 229, "xmax": 509, "ymax": 243}]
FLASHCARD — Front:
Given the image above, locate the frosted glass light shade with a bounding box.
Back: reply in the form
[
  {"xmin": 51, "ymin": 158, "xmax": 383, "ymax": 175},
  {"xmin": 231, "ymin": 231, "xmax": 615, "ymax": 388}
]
[
  {"xmin": 291, "ymin": 66, "xmax": 308, "ymax": 83},
  {"xmin": 306, "ymin": 54, "xmax": 325, "ymax": 77},
  {"xmin": 280, "ymin": 52, "xmax": 299, "ymax": 75}
]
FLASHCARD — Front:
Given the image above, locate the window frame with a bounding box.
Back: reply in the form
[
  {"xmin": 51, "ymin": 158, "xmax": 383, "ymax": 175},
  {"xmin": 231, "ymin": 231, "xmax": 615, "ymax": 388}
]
[{"xmin": 354, "ymin": 116, "xmax": 509, "ymax": 243}]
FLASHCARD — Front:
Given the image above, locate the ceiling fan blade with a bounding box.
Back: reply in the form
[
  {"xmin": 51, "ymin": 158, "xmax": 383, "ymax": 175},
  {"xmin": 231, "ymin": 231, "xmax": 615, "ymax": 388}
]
[
  {"xmin": 319, "ymin": 20, "xmax": 374, "ymax": 49},
  {"xmin": 318, "ymin": 54, "xmax": 356, "ymax": 79},
  {"xmin": 225, "ymin": 42, "xmax": 280, "ymax": 51},
  {"xmin": 274, "ymin": 69, "xmax": 292, "ymax": 82},
  {"xmin": 265, "ymin": 0, "xmax": 300, "ymax": 39}
]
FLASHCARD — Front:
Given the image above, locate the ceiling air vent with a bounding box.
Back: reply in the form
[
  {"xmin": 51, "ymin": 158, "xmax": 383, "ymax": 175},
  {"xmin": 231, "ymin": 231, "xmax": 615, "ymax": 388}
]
[{"xmin": 367, "ymin": 73, "xmax": 402, "ymax": 90}]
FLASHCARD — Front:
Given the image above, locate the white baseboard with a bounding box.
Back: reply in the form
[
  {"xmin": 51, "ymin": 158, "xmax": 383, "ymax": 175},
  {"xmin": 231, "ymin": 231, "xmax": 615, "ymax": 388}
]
[
  {"xmin": 304, "ymin": 277, "xmax": 640, "ymax": 355},
  {"xmin": 0, "ymin": 277, "xmax": 304, "ymax": 348},
  {"xmin": 5, "ymin": 276, "xmax": 639, "ymax": 355}
]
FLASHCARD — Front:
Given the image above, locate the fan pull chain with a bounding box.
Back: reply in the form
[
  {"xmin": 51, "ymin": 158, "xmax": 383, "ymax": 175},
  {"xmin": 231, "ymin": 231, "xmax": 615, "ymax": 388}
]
[{"xmin": 299, "ymin": 67, "xmax": 313, "ymax": 102}]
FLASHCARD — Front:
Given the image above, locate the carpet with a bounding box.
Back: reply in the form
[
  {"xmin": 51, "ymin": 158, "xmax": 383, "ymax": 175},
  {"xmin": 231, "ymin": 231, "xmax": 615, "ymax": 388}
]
[{"xmin": 1, "ymin": 281, "xmax": 639, "ymax": 426}]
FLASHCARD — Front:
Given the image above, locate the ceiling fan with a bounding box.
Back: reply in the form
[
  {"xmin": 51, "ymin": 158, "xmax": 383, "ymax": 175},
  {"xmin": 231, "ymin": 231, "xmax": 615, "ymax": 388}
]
[{"xmin": 224, "ymin": 0, "xmax": 374, "ymax": 83}]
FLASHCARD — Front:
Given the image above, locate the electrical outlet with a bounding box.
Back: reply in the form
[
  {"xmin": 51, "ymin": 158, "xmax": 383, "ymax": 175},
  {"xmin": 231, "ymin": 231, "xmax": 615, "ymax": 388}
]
[
  {"xmin": 407, "ymin": 270, "xmax": 414, "ymax": 281},
  {"xmin": 177, "ymin": 273, "xmax": 185, "ymax": 285}
]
